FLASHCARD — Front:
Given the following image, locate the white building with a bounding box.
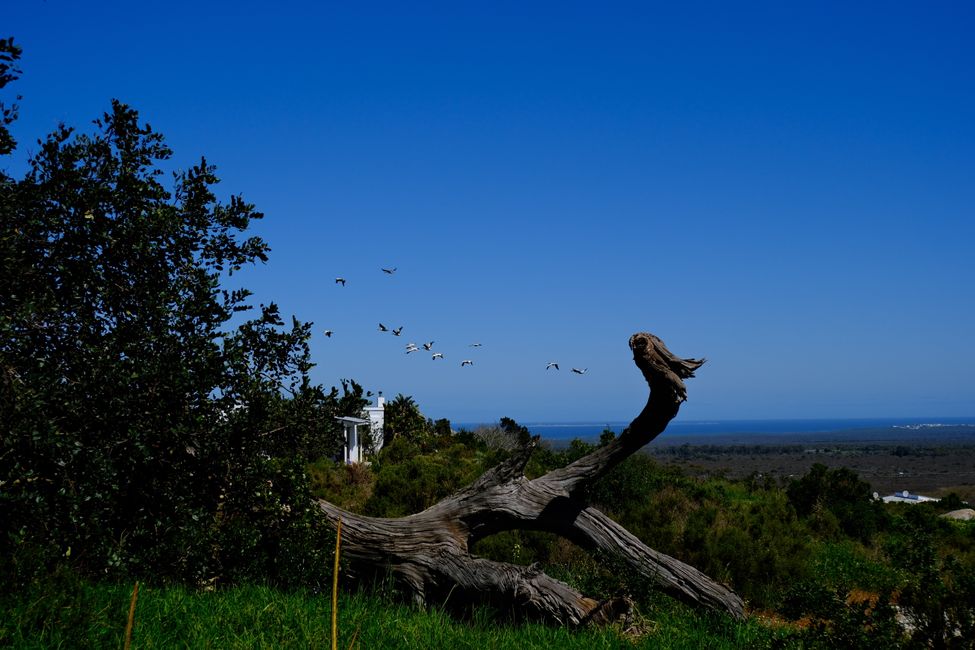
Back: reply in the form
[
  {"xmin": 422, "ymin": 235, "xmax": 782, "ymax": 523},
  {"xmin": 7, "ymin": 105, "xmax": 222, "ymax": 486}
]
[
  {"xmin": 882, "ymin": 490, "xmax": 940, "ymax": 504},
  {"xmin": 363, "ymin": 394, "xmax": 385, "ymax": 450},
  {"xmin": 335, "ymin": 394, "xmax": 385, "ymax": 464}
]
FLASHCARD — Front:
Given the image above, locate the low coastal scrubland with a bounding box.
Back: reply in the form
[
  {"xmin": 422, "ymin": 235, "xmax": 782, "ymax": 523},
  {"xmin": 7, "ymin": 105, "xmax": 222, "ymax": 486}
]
[{"xmin": 5, "ymin": 421, "xmax": 973, "ymax": 647}]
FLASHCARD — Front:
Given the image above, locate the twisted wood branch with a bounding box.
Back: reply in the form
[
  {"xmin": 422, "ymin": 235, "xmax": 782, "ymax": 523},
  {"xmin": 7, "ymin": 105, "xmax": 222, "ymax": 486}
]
[{"xmin": 317, "ymin": 332, "xmax": 744, "ymax": 624}]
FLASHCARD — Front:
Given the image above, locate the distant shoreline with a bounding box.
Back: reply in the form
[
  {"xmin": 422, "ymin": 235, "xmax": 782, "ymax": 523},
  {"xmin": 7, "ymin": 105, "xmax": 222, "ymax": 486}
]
[
  {"xmin": 543, "ymin": 429, "xmax": 975, "ymax": 450},
  {"xmin": 453, "ymin": 419, "xmax": 975, "ymax": 496},
  {"xmin": 454, "ymin": 418, "xmax": 975, "ymax": 448},
  {"xmin": 648, "ymin": 426, "xmax": 975, "ymax": 448}
]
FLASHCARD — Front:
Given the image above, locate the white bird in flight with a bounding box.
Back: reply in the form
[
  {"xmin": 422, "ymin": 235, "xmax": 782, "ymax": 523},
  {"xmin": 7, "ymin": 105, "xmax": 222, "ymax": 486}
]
[
  {"xmin": 461, "ymin": 360, "xmax": 473, "ymax": 367},
  {"xmin": 335, "ymin": 277, "xmax": 346, "ymax": 286},
  {"xmin": 469, "ymin": 343, "xmax": 482, "ymax": 347},
  {"xmin": 323, "ymin": 330, "xmax": 333, "ymax": 338},
  {"xmin": 422, "ymin": 341, "xmax": 435, "ymax": 351},
  {"xmin": 392, "ymin": 326, "xmax": 403, "ymax": 336},
  {"xmin": 378, "ymin": 323, "xmax": 388, "ymax": 332},
  {"xmin": 546, "ymin": 362, "xmax": 559, "ymax": 370},
  {"xmin": 431, "ymin": 353, "xmax": 444, "ymax": 360},
  {"xmin": 381, "ymin": 267, "xmax": 397, "ymax": 275},
  {"xmin": 571, "ymin": 368, "xmax": 588, "ymax": 375}
]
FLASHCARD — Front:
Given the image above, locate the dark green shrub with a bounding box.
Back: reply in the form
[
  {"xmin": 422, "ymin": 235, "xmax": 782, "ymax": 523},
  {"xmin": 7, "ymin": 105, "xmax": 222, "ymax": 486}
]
[
  {"xmin": 589, "ymin": 453, "xmax": 661, "ymax": 517},
  {"xmin": 885, "ymin": 509, "xmax": 975, "ymax": 647},
  {"xmin": 810, "ymin": 541, "xmax": 900, "ymax": 595},
  {"xmin": 365, "ymin": 439, "xmax": 485, "ymax": 517},
  {"xmin": 382, "ymin": 394, "xmax": 429, "ymax": 446},
  {"xmin": 307, "ymin": 458, "xmax": 376, "ymax": 512},
  {"xmin": 798, "ymin": 587, "xmax": 903, "ymax": 649},
  {"xmin": 936, "ymin": 492, "xmax": 967, "ymax": 512},
  {"xmin": 211, "ymin": 457, "xmax": 336, "ymax": 590},
  {"xmin": 787, "ymin": 464, "xmax": 887, "ymax": 542},
  {"xmin": 0, "ymin": 61, "xmax": 346, "ymax": 591}
]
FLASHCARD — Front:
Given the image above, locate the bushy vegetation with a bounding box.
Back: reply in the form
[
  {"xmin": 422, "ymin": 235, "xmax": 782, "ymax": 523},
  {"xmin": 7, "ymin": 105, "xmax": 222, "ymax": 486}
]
[
  {"xmin": 786, "ymin": 463, "xmax": 886, "ymax": 542},
  {"xmin": 315, "ymin": 420, "xmax": 975, "ymax": 647},
  {"xmin": 0, "ymin": 38, "xmax": 364, "ymax": 592}
]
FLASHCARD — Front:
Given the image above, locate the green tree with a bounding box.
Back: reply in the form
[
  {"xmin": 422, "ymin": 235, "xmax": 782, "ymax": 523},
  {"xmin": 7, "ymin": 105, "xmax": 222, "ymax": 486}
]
[
  {"xmin": 786, "ymin": 464, "xmax": 886, "ymax": 542},
  {"xmin": 885, "ymin": 507, "xmax": 975, "ymax": 647},
  {"xmin": 0, "ymin": 37, "xmax": 21, "ymax": 155},
  {"xmin": 382, "ymin": 394, "xmax": 428, "ymax": 446},
  {"xmin": 0, "ymin": 54, "xmax": 341, "ymax": 588}
]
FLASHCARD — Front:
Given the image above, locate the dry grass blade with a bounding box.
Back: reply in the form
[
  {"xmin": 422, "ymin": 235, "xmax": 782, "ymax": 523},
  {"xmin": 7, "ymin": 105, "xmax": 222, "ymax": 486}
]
[
  {"xmin": 124, "ymin": 580, "xmax": 139, "ymax": 650},
  {"xmin": 332, "ymin": 518, "xmax": 342, "ymax": 650}
]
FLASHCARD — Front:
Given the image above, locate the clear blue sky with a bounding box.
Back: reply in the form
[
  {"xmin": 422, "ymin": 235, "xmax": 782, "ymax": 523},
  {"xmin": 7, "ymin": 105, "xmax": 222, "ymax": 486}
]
[{"xmin": 7, "ymin": 2, "xmax": 974, "ymax": 423}]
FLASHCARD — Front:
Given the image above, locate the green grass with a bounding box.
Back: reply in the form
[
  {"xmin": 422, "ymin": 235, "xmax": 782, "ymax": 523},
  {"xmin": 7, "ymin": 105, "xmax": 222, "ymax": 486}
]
[
  {"xmin": 1, "ymin": 574, "xmax": 802, "ymax": 649},
  {"xmin": 809, "ymin": 539, "xmax": 899, "ymax": 594}
]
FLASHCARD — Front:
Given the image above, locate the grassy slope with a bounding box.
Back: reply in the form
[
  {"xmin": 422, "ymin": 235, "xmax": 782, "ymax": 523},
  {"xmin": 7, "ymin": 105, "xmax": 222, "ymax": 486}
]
[{"xmin": 1, "ymin": 578, "xmax": 800, "ymax": 649}]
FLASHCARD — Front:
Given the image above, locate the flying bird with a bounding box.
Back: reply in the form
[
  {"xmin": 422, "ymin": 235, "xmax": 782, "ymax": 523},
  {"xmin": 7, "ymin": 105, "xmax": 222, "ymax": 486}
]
[
  {"xmin": 381, "ymin": 267, "xmax": 397, "ymax": 274},
  {"xmin": 422, "ymin": 341, "xmax": 435, "ymax": 351},
  {"xmin": 546, "ymin": 362, "xmax": 559, "ymax": 370},
  {"xmin": 335, "ymin": 277, "xmax": 346, "ymax": 286},
  {"xmin": 461, "ymin": 360, "xmax": 473, "ymax": 367},
  {"xmin": 469, "ymin": 343, "xmax": 482, "ymax": 347},
  {"xmin": 431, "ymin": 353, "xmax": 444, "ymax": 360},
  {"xmin": 378, "ymin": 323, "xmax": 388, "ymax": 332},
  {"xmin": 323, "ymin": 330, "xmax": 333, "ymax": 338},
  {"xmin": 571, "ymin": 368, "xmax": 588, "ymax": 375},
  {"xmin": 392, "ymin": 326, "xmax": 403, "ymax": 336},
  {"xmin": 405, "ymin": 344, "xmax": 419, "ymax": 354}
]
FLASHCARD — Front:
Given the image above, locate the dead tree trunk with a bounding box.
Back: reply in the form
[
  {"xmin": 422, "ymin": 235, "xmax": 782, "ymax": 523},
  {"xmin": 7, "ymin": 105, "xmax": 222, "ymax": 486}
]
[{"xmin": 317, "ymin": 332, "xmax": 745, "ymax": 625}]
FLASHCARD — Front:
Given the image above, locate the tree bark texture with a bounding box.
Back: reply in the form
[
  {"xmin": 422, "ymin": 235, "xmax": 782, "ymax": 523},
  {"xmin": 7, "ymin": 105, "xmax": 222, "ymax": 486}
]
[{"xmin": 317, "ymin": 332, "xmax": 745, "ymax": 625}]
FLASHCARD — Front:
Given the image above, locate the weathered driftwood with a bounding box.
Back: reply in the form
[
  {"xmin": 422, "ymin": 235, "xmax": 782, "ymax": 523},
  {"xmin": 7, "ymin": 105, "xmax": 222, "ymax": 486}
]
[{"xmin": 317, "ymin": 332, "xmax": 745, "ymax": 625}]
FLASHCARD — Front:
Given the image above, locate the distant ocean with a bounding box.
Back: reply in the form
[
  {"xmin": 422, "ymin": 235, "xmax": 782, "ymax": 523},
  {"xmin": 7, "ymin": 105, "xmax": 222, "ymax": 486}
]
[{"xmin": 453, "ymin": 417, "xmax": 975, "ymax": 444}]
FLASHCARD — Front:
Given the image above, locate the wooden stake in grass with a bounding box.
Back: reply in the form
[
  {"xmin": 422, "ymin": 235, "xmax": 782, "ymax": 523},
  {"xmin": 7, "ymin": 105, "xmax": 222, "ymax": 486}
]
[
  {"xmin": 331, "ymin": 517, "xmax": 342, "ymax": 650},
  {"xmin": 124, "ymin": 580, "xmax": 139, "ymax": 650}
]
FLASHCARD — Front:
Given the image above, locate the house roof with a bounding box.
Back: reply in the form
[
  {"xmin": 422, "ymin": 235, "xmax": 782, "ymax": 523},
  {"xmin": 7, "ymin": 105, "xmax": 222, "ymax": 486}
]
[
  {"xmin": 335, "ymin": 416, "xmax": 369, "ymax": 425},
  {"xmin": 881, "ymin": 490, "xmax": 940, "ymax": 504}
]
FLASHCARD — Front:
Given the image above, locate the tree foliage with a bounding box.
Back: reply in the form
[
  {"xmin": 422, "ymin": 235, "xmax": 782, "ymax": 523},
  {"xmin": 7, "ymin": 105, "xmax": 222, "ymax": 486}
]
[
  {"xmin": 0, "ymin": 48, "xmax": 357, "ymax": 588},
  {"xmin": 786, "ymin": 463, "xmax": 886, "ymax": 542},
  {"xmin": 0, "ymin": 37, "xmax": 21, "ymax": 155},
  {"xmin": 382, "ymin": 393, "xmax": 427, "ymax": 445}
]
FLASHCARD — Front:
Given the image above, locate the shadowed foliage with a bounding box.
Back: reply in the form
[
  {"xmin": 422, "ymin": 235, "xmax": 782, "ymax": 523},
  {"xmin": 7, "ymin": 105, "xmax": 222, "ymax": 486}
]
[{"xmin": 0, "ymin": 46, "xmax": 360, "ymax": 589}]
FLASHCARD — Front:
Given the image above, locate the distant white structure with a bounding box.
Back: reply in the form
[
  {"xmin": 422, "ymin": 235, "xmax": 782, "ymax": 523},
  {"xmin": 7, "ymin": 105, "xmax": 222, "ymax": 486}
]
[
  {"xmin": 335, "ymin": 416, "xmax": 369, "ymax": 464},
  {"xmin": 941, "ymin": 508, "xmax": 975, "ymax": 521},
  {"xmin": 335, "ymin": 394, "xmax": 385, "ymax": 464},
  {"xmin": 364, "ymin": 393, "xmax": 385, "ymax": 451},
  {"xmin": 882, "ymin": 490, "xmax": 940, "ymax": 504}
]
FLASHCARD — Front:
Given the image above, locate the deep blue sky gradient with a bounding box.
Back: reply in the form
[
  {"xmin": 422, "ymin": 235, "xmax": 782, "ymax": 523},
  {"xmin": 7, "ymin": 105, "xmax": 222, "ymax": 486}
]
[{"xmin": 6, "ymin": 2, "xmax": 974, "ymax": 422}]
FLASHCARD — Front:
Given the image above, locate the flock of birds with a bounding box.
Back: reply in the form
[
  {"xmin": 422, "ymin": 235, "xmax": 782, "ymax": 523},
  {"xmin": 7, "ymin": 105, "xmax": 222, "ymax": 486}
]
[{"xmin": 323, "ymin": 267, "xmax": 589, "ymax": 375}]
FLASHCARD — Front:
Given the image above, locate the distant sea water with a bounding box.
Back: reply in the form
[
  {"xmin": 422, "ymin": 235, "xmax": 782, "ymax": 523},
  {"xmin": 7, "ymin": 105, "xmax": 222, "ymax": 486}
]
[{"xmin": 453, "ymin": 417, "xmax": 975, "ymax": 445}]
